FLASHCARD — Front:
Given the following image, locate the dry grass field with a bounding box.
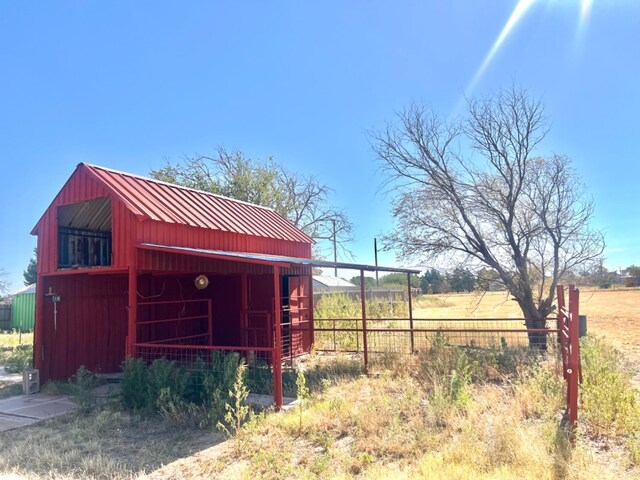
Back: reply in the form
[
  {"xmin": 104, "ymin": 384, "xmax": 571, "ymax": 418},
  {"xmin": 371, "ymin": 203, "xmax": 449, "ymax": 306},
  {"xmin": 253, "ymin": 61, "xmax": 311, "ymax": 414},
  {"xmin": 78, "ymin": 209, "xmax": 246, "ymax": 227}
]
[
  {"xmin": 0, "ymin": 289, "xmax": 638, "ymax": 479},
  {"xmin": 414, "ymin": 287, "xmax": 640, "ymax": 387}
]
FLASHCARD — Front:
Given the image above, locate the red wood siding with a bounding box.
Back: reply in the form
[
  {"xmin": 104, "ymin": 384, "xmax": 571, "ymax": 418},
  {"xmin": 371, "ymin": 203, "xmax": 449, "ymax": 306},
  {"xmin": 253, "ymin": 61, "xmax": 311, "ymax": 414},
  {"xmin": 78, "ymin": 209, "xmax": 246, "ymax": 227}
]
[
  {"xmin": 136, "ymin": 220, "xmax": 311, "ymax": 258},
  {"xmin": 137, "ymin": 249, "xmax": 311, "ymax": 277},
  {"xmin": 38, "ymin": 274, "xmax": 128, "ymax": 382}
]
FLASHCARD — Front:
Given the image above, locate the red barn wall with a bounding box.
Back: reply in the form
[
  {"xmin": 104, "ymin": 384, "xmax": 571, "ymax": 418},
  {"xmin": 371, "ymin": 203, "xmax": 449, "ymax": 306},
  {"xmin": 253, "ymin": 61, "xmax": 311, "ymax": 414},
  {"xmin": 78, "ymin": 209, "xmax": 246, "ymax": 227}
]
[
  {"xmin": 35, "ymin": 169, "xmax": 135, "ymax": 274},
  {"xmin": 135, "ymin": 219, "xmax": 312, "ymax": 259},
  {"xmin": 38, "ymin": 274, "xmax": 128, "ymax": 382}
]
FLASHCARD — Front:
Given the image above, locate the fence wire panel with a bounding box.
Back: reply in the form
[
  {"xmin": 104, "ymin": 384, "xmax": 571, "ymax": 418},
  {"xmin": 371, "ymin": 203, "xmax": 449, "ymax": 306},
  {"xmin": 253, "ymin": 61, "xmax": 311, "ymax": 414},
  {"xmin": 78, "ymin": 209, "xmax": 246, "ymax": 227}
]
[
  {"xmin": 134, "ymin": 343, "xmax": 277, "ymax": 395},
  {"xmin": 305, "ymin": 317, "xmax": 557, "ymax": 358}
]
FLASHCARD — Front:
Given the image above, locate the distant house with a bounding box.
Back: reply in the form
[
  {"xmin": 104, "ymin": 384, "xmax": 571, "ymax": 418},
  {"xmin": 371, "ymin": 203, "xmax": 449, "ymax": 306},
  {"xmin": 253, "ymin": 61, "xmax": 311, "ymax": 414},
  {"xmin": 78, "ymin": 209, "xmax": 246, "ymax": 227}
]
[{"xmin": 312, "ymin": 275, "xmax": 357, "ymax": 293}]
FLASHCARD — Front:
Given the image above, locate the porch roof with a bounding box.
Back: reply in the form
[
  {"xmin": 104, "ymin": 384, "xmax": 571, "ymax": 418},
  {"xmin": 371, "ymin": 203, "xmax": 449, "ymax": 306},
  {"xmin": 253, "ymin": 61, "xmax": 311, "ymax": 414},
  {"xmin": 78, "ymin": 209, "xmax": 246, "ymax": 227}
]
[{"xmin": 138, "ymin": 243, "xmax": 420, "ymax": 274}]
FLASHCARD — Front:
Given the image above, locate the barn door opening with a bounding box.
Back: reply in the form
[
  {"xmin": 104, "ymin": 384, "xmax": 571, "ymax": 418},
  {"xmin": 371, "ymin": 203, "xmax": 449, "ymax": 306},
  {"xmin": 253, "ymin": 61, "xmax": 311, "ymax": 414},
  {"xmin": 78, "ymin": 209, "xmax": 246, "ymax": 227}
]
[
  {"xmin": 57, "ymin": 198, "xmax": 112, "ymax": 269},
  {"xmin": 281, "ymin": 275, "xmax": 312, "ymax": 360}
]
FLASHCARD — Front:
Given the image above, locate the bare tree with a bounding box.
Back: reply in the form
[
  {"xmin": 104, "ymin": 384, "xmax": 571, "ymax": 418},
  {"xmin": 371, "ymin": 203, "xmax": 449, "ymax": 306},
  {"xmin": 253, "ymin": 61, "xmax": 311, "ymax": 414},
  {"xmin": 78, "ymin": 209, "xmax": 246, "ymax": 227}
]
[
  {"xmin": 371, "ymin": 87, "xmax": 604, "ymax": 348},
  {"xmin": 151, "ymin": 147, "xmax": 353, "ymax": 259},
  {"xmin": 0, "ymin": 268, "xmax": 10, "ymax": 299}
]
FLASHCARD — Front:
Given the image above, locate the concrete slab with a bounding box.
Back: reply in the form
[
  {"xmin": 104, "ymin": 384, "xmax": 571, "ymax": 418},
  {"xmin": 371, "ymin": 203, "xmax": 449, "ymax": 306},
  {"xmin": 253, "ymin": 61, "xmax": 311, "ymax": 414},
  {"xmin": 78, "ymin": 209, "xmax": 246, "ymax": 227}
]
[
  {"xmin": 247, "ymin": 393, "xmax": 298, "ymax": 410},
  {"xmin": 0, "ymin": 412, "xmax": 38, "ymax": 432},
  {"xmin": 0, "ymin": 393, "xmax": 76, "ymax": 434},
  {"xmin": 0, "ymin": 367, "xmax": 23, "ymax": 384}
]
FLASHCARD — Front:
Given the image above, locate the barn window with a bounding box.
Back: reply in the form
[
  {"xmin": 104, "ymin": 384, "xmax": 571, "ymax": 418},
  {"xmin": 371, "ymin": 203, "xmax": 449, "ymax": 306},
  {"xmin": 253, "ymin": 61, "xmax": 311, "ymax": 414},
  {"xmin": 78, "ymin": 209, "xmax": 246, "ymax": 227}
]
[{"xmin": 57, "ymin": 198, "xmax": 112, "ymax": 268}]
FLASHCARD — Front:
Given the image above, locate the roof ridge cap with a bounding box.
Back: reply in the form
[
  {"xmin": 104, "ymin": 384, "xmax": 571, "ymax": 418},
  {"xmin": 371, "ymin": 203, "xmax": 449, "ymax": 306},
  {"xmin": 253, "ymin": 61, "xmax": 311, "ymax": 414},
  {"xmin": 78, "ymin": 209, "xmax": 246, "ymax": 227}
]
[{"xmin": 80, "ymin": 163, "xmax": 278, "ymax": 213}]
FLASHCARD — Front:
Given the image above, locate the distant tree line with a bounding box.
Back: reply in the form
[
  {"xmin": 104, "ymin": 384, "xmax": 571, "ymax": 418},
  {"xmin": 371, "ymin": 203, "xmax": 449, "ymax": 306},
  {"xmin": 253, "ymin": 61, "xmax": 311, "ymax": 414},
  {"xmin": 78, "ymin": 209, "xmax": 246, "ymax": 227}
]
[
  {"xmin": 351, "ymin": 267, "xmax": 498, "ymax": 294},
  {"xmin": 350, "ymin": 262, "xmax": 640, "ymax": 294}
]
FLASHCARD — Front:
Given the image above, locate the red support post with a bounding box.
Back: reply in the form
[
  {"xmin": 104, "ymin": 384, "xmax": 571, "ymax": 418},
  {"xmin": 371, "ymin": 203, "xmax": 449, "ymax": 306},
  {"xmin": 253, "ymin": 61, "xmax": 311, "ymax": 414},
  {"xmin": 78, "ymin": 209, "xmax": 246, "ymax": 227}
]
[
  {"xmin": 207, "ymin": 299, "xmax": 213, "ymax": 346},
  {"xmin": 360, "ymin": 269, "xmax": 368, "ymax": 374},
  {"xmin": 126, "ymin": 247, "xmax": 138, "ymax": 357},
  {"xmin": 273, "ymin": 266, "xmax": 283, "ymax": 410},
  {"xmin": 556, "ymin": 284, "xmax": 565, "ymax": 346},
  {"xmin": 567, "ymin": 285, "xmax": 580, "ymax": 428},
  {"xmin": 407, "ymin": 272, "xmax": 415, "ymax": 353},
  {"xmin": 240, "ymin": 273, "xmax": 248, "ymax": 348},
  {"xmin": 308, "ymin": 273, "xmax": 315, "ymax": 349}
]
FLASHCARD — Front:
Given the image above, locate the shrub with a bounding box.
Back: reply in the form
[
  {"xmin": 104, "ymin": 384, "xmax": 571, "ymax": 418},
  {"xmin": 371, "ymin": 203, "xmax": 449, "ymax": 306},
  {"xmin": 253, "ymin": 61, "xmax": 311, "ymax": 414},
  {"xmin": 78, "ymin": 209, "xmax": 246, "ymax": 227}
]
[
  {"xmin": 121, "ymin": 357, "xmax": 150, "ymax": 410},
  {"xmin": 1, "ymin": 345, "xmax": 32, "ymax": 373},
  {"xmin": 217, "ymin": 359, "xmax": 250, "ymax": 436},
  {"xmin": 45, "ymin": 366, "xmax": 104, "ymax": 413},
  {"xmin": 147, "ymin": 358, "xmax": 187, "ymax": 409},
  {"xmin": 580, "ymin": 336, "xmax": 640, "ymax": 438}
]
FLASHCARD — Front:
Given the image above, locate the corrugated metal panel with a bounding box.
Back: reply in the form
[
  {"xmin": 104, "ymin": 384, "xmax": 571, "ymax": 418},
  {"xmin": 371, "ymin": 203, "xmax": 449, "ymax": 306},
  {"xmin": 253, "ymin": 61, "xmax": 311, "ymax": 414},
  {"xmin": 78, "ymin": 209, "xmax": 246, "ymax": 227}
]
[
  {"xmin": 11, "ymin": 292, "xmax": 35, "ymax": 332},
  {"xmin": 139, "ymin": 243, "xmax": 421, "ymax": 273},
  {"xmin": 57, "ymin": 198, "xmax": 112, "ymax": 231},
  {"xmin": 38, "ymin": 275, "xmax": 128, "ymax": 382},
  {"xmin": 84, "ymin": 163, "xmax": 314, "ymax": 244}
]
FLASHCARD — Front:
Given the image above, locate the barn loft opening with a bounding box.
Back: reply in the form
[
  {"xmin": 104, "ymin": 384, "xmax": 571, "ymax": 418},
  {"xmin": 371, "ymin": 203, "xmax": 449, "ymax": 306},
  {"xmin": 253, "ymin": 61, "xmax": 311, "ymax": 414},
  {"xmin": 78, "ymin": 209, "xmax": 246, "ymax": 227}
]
[{"xmin": 57, "ymin": 198, "xmax": 112, "ymax": 268}]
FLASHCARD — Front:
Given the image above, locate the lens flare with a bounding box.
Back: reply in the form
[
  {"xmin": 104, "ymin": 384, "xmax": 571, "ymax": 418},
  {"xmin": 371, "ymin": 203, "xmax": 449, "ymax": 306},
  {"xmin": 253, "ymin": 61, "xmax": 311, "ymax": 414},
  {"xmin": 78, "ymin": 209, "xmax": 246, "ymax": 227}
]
[
  {"xmin": 580, "ymin": 0, "xmax": 593, "ymax": 21},
  {"xmin": 579, "ymin": 0, "xmax": 594, "ymax": 31},
  {"xmin": 465, "ymin": 0, "xmax": 538, "ymax": 94}
]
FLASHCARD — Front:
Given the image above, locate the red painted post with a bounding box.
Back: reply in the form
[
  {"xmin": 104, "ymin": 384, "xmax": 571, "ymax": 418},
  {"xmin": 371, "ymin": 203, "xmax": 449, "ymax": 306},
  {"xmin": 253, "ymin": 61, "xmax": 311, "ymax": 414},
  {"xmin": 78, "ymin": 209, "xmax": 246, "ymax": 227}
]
[
  {"xmin": 207, "ymin": 299, "xmax": 213, "ymax": 346},
  {"xmin": 126, "ymin": 247, "xmax": 138, "ymax": 357},
  {"xmin": 573, "ymin": 287, "xmax": 583, "ymax": 384},
  {"xmin": 566, "ymin": 284, "xmax": 581, "ymax": 429},
  {"xmin": 273, "ymin": 266, "xmax": 283, "ymax": 410},
  {"xmin": 407, "ymin": 272, "xmax": 415, "ymax": 353},
  {"xmin": 556, "ymin": 284, "xmax": 565, "ymax": 346},
  {"xmin": 308, "ymin": 273, "xmax": 315, "ymax": 349},
  {"xmin": 240, "ymin": 273, "xmax": 248, "ymax": 348},
  {"xmin": 360, "ymin": 269, "xmax": 368, "ymax": 374}
]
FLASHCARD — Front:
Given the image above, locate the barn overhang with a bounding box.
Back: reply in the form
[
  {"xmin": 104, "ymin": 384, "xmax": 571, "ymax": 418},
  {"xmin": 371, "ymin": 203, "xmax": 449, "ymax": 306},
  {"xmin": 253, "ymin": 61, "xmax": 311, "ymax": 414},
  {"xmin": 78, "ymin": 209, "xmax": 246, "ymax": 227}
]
[{"xmin": 137, "ymin": 243, "xmax": 421, "ymax": 274}]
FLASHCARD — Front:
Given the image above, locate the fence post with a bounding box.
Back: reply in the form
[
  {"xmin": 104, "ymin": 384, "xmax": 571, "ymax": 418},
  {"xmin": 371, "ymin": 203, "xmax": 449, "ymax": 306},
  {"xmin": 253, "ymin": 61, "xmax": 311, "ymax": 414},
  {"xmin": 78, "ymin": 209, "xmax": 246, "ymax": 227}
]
[
  {"xmin": 273, "ymin": 266, "xmax": 283, "ymax": 410},
  {"xmin": 360, "ymin": 269, "xmax": 368, "ymax": 374},
  {"xmin": 407, "ymin": 272, "xmax": 414, "ymax": 354},
  {"xmin": 567, "ymin": 284, "xmax": 580, "ymax": 430},
  {"xmin": 556, "ymin": 284, "xmax": 564, "ymax": 346}
]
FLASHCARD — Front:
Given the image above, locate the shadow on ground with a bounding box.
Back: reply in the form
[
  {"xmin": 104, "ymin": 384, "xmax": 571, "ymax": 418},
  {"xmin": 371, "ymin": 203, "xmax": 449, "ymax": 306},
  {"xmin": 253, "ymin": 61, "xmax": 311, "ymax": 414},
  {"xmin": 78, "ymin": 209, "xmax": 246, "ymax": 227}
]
[{"xmin": 0, "ymin": 405, "xmax": 225, "ymax": 479}]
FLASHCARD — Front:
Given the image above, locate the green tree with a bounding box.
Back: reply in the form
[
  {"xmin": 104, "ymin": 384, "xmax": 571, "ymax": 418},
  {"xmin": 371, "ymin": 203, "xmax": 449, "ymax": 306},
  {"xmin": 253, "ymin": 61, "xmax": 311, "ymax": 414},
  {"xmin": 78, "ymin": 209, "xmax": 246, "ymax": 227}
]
[
  {"xmin": 625, "ymin": 265, "xmax": 640, "ymax": 277},
  {"xmin": 450, "ymin": 267, "xmax": 475, "ymax": 293},
  {"xmin": 151, "ymin": 147, "xmax": 353, "ymax": 259},
  {"xmin": 621, "ymin": 265, "xmax": 640, "ymax": 287},
  {"xmin": 23, "ymin": 248, "xmax": 37, "ymax": 286},
  {"xmin": 379, "ymin": 272, "xmax": 420, "ymax": 288},
  {"xmin": 349, "ymin": 276, "xmax": 376, "ymax": 288},
  {"xmin": 420, "ymin": 268, "xmax": 448, "ymax": 294},
  {"xmin": 372, "ymin": 87, "xmax": 604, "ymax": 348},
  {"xmin": 476, "ymin": 267, "xmax": 501, "ymax": 291}
]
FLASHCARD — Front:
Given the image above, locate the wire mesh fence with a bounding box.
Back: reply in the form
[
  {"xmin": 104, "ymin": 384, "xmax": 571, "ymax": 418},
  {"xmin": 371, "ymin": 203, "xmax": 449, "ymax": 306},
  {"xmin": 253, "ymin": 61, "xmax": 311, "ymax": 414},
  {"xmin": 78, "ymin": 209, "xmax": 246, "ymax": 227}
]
[
  {"xmin": 312, "ymin": 317, "xmax": 557, "ymax": 353},
  {"xmin": 134, "ymin": 343, "xmax": 286, "ymax": 396},
  {"xmin": 133, "ymin": 313, "xmax": 561, "ymax": 406}
]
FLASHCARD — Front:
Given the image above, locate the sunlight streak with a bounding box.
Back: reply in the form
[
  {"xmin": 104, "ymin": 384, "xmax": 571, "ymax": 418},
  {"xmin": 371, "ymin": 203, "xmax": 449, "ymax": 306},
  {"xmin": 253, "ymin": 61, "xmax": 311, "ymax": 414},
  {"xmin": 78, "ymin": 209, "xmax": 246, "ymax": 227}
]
[
  {"xmin": 579, "ymin": 0, "xmax": 594, "ymax": 30},
  {"xmin": 580, "ymin": 0, "xmax": 593, "ymax": 21},
  {"xmin": 465, "ymin": 0, "xmax": 538, "ymax": 94}
]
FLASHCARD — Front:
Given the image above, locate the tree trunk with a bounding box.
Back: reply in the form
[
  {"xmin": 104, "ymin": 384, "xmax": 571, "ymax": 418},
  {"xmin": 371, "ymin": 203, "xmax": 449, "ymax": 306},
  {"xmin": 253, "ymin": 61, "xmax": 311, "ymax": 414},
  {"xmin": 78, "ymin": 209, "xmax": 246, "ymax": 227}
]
[{"xmin": 517, "ymin": 297, "xmax": 548, "ymax": 350}]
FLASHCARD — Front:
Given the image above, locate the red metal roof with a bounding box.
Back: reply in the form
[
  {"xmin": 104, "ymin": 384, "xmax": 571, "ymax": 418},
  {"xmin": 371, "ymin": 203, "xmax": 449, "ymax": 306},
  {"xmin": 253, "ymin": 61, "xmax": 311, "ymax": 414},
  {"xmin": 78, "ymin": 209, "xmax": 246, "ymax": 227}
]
[{"xmin": 81, "ymin": 163, "xmax": 314, "ymax": 244}]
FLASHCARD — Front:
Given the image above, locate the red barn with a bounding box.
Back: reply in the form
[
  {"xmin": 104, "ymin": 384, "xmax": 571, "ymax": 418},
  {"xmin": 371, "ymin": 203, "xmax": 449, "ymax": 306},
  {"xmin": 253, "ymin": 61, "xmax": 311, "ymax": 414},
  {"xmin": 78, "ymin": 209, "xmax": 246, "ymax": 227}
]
[{"xmin": 32, "ymin": 163, "xmax": 316, "ymax": 404}]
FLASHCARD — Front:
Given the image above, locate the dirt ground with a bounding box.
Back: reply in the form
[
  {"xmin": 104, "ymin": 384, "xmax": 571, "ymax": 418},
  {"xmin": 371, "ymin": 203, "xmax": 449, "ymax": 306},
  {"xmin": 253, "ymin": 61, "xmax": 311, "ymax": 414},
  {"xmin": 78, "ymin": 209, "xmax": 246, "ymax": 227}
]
[{"xmin": 414, "ymin": 287, "xmax": 640, "ymax": 388}]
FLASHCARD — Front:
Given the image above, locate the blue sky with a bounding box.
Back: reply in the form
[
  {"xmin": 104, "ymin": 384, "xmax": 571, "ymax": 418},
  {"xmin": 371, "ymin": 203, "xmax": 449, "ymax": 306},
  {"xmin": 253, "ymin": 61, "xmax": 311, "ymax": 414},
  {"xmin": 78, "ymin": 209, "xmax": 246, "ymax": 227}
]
[{"xmin": 1, "ymin": 1, "xmax": 639, "ymax": 289}]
